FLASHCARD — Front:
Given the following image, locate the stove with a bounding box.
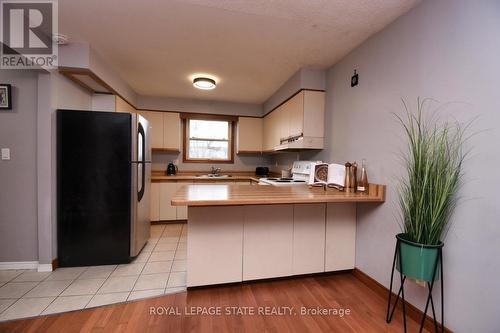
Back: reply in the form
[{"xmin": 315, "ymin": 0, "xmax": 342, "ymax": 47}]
[{"xmin": 258, "ymin": 161, "xmax": 317, "ymax": 186}]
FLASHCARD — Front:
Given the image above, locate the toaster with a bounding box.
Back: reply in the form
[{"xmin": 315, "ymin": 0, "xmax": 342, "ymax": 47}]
[{"xmin": 255, "ymin": 167, "xmax": 269, "ymax": 176}]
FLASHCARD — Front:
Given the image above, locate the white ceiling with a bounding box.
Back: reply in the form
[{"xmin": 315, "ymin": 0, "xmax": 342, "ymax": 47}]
[{"xmin": 59, "ymin": 0, "xmax": 419, "ymax": 104}]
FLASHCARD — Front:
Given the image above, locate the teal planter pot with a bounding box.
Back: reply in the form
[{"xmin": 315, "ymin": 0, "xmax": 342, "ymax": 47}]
[{"xmin": 396, "ymin": 233, "xmax": 443, "ymax": 282}]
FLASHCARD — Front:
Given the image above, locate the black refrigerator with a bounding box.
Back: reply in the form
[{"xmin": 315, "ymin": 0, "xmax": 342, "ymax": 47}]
[{"xmin": 57, "ymin": 110, "xmax": 151, "ymax": 266}]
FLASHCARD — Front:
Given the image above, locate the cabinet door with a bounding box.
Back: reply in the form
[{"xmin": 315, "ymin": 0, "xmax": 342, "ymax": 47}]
[
  {"xmin": 243, "ymin": 205, "xmax": 293, "ymax": 280},
  {"xmin": 187, "ymin": 206, "xmax": 244, "ymax": 287},
  {"xmin": 159, "ymin": 182, "xmax": 177, "ymax": 221},
  {"xmin": 263, "ymin": 115, "xmax": 271, "ymax": 151},
  {"xmin": 163, "ymin": 112, "xmax": 181, "ymax": 151},
  {"xmin": 137, "ymin": 111, "xmax": 164, "ymax": 149},
  {"xmin": 288, "ymin": 91, "xmax": 304, "ymax": 138},
  {"xmin": 237, "ymin": 117, "xmax": 262, "ymax": 153},
  {"xmin": 325, "ymin": 203, "xmax": 356, "ymax": 271},
  {"xmin": 266, "ymin": 110, "xmax": 279, "ymax": 149},
  {"xmin": 150, "ymin": 182, "xmax": 160, "ymax": 222},
  {"xmin": 293, "ymin": 204, "xmax": 326, "ymax": 275},
  {"xmin": 176, "ymin": 181, "xmax": 192, "ymax": 220},
  {"xmin": 303, "ymin": 91, "xmax": 325, "ymax": 138},
  {"xmin": 274, "ymin": 105, "xmax": 288, "ymax": 144}
]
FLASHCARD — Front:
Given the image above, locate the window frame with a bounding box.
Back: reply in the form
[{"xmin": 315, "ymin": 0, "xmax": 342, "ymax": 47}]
[{"xmin": 182, "ymin": 114, "xmax": 236, "ymax": 164}]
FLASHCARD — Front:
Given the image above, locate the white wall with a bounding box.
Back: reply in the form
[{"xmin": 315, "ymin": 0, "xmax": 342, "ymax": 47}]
[{"xmin": 308, "ymin": 0, "xmax": 500, "ymax": 331}]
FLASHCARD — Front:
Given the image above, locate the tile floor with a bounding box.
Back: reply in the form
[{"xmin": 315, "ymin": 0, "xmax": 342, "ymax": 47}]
[{"xmin": 0, "ymin": 223, "xmax": 187, "ymax": 322}]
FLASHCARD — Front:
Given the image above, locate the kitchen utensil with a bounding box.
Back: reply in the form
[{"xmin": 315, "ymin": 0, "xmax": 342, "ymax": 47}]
[{"xmin": 167, "ymin": 162, "xmax": 178, "ymax": 176}]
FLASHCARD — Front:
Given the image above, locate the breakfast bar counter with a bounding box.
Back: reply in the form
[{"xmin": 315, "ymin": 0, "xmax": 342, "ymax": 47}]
[
  {"xmin": 171, "ymin": 183, "xmax": 385, "ymax": 206},
  {"xmin": 170, "ymin": 184, "xmax": 386, "ymax": 287}
]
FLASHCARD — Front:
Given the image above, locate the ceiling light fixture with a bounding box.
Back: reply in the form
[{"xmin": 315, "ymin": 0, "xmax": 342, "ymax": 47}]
[{"xmin": 193, "ymin": 77, "xmax": 216, "ymax": 90}]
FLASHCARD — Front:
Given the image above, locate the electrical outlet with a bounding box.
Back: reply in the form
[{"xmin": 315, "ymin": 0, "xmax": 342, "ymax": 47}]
[{"xmin": 1, "ymin": 148, "xmax": 10, "ymax": 160}]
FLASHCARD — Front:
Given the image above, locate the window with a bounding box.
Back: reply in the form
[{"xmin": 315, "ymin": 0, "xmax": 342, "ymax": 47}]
[{"xmin": 183, "ymin": 116, "xmax": 235, "ymax": 163}]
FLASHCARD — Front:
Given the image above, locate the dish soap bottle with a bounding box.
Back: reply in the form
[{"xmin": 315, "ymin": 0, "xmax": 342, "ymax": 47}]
[{"xmin": 357, "ymin": 159, "xmax": 369, "ymax": 193}]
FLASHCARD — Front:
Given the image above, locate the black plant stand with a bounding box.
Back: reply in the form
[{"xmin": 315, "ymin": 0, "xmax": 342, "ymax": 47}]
[{"xmin": 386, "ymin": 238, "xmax": 444, "ymax": 333}]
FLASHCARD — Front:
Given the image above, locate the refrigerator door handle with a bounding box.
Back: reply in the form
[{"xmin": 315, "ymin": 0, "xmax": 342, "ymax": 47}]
[{"xmin": 137, "ymin": 123, "xmax": 146, "ymax": 202}]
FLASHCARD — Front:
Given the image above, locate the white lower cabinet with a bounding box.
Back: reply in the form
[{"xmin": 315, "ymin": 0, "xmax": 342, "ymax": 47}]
[
  {"xmin": 175, "ymin": 181, "xmax": 192, "ymax": 219},
  {"xmin": 186, "ymin": 203, "xmax": 358, "ymax": 287},
  {"xmin": 150, "ymin": 181, "xmax": 193, "ymax": 222},
  {"xmin": 159, "ymin": 182, "xmax": 177, "ymax": 221},
  {"xmin": 150, "ymin": 183, "xmax": 160, "ymax": 222},
  {"xmin": 325, "ymin": 203, "xmax": 357, "ymax": 271},
  {"xmin": 243, "ymin": 205, "xmax": 294, "ymax": 280},
  {"xmin": 292, "ymin": 204, "xmax": 326, "ymax": 275},
  {"xmin": 188, "ymin": 206, "xmax": 244, "ymax": 287}
]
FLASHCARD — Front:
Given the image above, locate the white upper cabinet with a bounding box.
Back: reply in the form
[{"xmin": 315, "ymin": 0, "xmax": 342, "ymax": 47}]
[
  {"xmin": 302, "ymin": 90, "xmax": 325, "ymax": 139},
  {"xmin": 263, "ymin": 109, "xmax": 279, "ymax": 151},
  {"xmin": 275, "ymin": 104, "xmax": 289, "ymax": 145},
  {"xmin": 163, "ymin": 112, "xmax": 181, "ymax": 152},
  {"xmin": 138, "ymin": 111, "xmax": 164, "ymax": 149},
  {"xmin": 137, "ymin": 111, "xmax": 181, "ymax": 151},
  {"xmin": 262, "ymin": 90, "xmax": 325, "ymax": 151},
  {"xmin": 237, "ymin": 117, "xmax": 263, "ymax": 153},
  {"xmin": 262, "ymin": 115, "xmax": 271, "ymax": 151},
  {"xmin": 287, "ymin": 90, "xmax": 304, "ymax": 139}
]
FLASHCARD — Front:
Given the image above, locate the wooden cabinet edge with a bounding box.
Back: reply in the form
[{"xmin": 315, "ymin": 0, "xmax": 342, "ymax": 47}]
[
  {"xmin": 236, "ymin": 150, "xmax": 263, "ymax": 155},
  {"xmin": 152, "ymin": 148, "xmax": 181, "ymax": 153}
]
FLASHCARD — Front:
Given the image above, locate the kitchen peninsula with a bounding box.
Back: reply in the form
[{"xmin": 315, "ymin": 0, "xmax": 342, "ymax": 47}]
[{"xmin": 171, "ymin": 184, "xmax": 385, "ymax": 287}]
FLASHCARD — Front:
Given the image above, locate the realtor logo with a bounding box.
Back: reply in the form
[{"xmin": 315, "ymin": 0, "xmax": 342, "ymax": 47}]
[{"xmin": 0, "ymin": 0, "xmax": 58, "ymax": 69}]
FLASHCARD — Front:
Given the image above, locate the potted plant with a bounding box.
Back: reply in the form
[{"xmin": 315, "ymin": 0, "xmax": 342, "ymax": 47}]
[
  {"xmin": 387, "ymin": 99, "xmax": 469, "ymax": 332},
  {"xmin": 395, "ymin": 99, "xmax": 466, "ymax": 281}
]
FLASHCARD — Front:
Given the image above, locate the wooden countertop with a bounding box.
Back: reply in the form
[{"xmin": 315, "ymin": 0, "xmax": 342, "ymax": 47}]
[
  {"xmin": 171, "ymin": 183, "xmax": 386, "ymax": 206},
  {"xmin": 152, "ymin": 175, "xmax": 262, "ymax": 182},
  {"xmin": 151, "ymin": 171, "xmax": 268, "ymax": 183}
]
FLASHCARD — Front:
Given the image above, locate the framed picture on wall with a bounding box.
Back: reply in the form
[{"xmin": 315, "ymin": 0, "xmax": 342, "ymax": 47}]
[{"xmin": 0, "ymin": 84, "xmax": 12, "ymax": 110}]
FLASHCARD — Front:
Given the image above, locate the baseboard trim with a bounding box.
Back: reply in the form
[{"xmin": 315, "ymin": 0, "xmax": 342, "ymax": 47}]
[
  {"xmin": 187, "ymin": 269, "xmax": 354, "ymax": 290},
  {"xmin": 352, "ymin": 268, "xmax": 453, "ymax": 333},
  {"xmin": 0, "ymin": 261, "xmax": 39, "ymax": 270},
  {"xmin": 37, "ymin": 264, "xmax": 53, "ymax": 272}
]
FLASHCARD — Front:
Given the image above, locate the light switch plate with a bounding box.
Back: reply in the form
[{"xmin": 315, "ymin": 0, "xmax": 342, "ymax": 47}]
[{"xmin": 1, "ymin": 148, "xmax": 10, "ymax": 160}]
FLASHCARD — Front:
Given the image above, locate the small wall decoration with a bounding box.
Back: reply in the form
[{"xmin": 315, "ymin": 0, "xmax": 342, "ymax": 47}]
[
  {"xmin": 351, "ymin": 70, "xmax": 359, "ymax": 87},
  {"xmin": 0, "ymin": 84, "xmax": 12, "ymax": 110}
]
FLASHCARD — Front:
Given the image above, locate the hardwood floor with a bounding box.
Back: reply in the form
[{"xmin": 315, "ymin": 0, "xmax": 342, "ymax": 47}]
[{"xmin": 0, "ymin": 273, "xmax": 429, "ymax": 333}]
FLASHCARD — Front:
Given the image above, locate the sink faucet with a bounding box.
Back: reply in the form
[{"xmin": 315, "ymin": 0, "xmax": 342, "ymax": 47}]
[{"xmin": 211, "ymin": 166, "xmax": 222, "ymax": 175}]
